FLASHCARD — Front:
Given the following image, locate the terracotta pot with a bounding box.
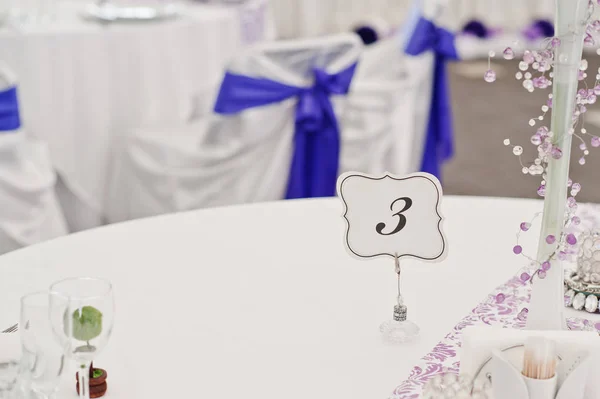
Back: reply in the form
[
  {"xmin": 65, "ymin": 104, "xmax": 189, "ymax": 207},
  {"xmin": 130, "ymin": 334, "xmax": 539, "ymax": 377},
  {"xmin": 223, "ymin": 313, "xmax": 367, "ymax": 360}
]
[{"xmin": 76, "ymin": 368, "xmax": 108, "ymax": 398}]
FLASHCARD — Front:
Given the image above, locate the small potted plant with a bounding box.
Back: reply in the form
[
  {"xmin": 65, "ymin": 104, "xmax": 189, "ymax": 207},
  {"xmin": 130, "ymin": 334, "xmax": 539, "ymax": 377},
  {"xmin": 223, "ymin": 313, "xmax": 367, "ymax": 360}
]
[{"xmin": 76, "ymin": 363, "xmax": 107, "ymax": 398}]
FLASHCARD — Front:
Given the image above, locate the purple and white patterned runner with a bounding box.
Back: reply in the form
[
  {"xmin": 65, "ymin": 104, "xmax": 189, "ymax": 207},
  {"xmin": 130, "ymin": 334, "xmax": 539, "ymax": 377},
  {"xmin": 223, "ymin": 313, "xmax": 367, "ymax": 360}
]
[{"xmin": 390, "ymin": 273, "xmax": 599, "ymax": 399}]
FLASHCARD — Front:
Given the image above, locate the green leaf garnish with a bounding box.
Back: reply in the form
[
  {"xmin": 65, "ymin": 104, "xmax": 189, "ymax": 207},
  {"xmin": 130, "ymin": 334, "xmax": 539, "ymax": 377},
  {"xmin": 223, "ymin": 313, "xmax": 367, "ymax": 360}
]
[
  {"xmin": 93, "ymin": 369, "xmax": 103, "ymax": 378},
  {"xmin": 70, "ymin": 306, "xmax": 103, "ymax": 342}
]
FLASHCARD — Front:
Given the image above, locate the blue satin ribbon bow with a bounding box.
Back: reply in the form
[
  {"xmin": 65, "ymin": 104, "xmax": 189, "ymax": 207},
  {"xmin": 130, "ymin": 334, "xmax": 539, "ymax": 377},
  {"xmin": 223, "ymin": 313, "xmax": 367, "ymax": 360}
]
[
  {"xmin": 0, "ymin": 86, "xmax": 21, "ymax": 131},
  {"xmin": 405, "ymin": 17, "xmax": 459, "ymax": 179},
  {"xmin": 523, "ymin": 19, "xmax": 554, "ymax": 41},
  {"xmin": 214, "ymin": 63, "xmax": 357, "ymax": 199}
]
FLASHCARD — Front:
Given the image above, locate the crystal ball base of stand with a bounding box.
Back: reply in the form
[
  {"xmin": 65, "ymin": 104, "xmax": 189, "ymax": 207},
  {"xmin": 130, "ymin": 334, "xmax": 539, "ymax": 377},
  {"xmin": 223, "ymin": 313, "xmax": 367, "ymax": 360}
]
[{"xmin": 379, "ymin": 319, "xmax": 420, "ymax": 344}]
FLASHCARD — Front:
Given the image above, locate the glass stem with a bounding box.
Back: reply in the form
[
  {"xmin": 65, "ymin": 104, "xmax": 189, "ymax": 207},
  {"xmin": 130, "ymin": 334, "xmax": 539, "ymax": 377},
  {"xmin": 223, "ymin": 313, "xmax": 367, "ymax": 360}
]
[{"xmin": 77, "ymin": 361, "xmax": 92, "ymax": 399}]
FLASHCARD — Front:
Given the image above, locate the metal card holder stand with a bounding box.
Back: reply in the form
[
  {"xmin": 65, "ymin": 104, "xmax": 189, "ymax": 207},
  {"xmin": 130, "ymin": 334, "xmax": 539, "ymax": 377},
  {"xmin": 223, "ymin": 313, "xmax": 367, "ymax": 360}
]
[{"xmin": 379, "ymin": 255, "xmax": 420, "ymax": 343}]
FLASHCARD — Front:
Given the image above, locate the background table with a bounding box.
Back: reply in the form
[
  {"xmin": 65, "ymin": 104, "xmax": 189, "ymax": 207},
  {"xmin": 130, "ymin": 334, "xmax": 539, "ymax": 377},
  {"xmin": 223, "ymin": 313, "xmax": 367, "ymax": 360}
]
[
  {"xmin": 269, "ymin": 0, "xmax": 556, "ymax": 40},
  {"xmin": 270, "ymin": 0, "xmax": 409, "ymax": 38},
  {"xmin": 0, "ymin": 196, "xmax": 592, "ymax": 399},
  {"xmin": 0, "ymin": 0, "xmax": 272, "ymax": 230},
  {"xmin": 448, "ymin": 0, "xmax": 554, "ymax": 30}
]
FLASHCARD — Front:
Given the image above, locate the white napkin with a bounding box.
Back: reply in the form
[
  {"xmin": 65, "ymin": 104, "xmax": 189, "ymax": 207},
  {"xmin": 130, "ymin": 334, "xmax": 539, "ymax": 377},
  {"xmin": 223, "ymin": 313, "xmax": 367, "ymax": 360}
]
[{"xmin": 0, "ymin": 333, "xmax": 21, "ymax": 363}]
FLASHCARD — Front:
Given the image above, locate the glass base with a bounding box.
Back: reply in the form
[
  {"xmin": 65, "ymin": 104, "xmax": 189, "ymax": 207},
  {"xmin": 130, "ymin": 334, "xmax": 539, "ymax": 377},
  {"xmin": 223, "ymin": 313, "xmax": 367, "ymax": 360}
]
[{"xmin": 379, "ymin": 319, "xmax": 420, "ymax": 344}]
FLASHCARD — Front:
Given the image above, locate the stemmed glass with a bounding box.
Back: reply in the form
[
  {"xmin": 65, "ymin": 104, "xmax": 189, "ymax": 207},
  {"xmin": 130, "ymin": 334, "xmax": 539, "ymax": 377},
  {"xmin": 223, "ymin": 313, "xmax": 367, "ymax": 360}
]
[
  {"xmin": 20, "ymin": 292, "xmax": 65, "ymax": 399},
  {"xmin": 49, "ymin": 278, "xmax": 114, "ymax": 399},
  {"xmin": 0, "ymin": 360, "xmax": 19, "ymax": 399}
]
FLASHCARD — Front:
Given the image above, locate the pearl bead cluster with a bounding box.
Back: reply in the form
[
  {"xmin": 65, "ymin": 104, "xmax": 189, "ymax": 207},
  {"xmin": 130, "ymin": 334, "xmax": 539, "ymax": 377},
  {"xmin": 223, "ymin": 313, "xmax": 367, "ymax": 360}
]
[{"xmin": 422, "ymin": 373, "xmax": 489, "ymax": 399}]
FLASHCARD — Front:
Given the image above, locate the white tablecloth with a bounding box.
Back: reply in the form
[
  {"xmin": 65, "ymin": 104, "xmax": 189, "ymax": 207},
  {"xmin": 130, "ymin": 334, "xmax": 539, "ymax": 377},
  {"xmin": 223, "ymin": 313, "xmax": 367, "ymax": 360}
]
[
  {"xmin": 0, "ymin": 196, "xmax": 593, "ymax": 399},
  {"xmin": 0, "ymin": 0, "xmax": 272, "ymax": 229}
]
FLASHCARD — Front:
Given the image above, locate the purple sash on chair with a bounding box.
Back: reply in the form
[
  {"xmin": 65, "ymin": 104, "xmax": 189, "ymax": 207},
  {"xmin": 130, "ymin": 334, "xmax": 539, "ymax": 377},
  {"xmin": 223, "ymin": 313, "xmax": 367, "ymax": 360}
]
[
  {"xmin": 214, "ymin": 63, "xmax": 358, "ymax": 199},
  {"xmin": 405, "ymin": 17, "xmax": 459, "ymax": 180},
  {"xmin": 0, "ymin": 86, "xmax": 20, "ymax": 132}
]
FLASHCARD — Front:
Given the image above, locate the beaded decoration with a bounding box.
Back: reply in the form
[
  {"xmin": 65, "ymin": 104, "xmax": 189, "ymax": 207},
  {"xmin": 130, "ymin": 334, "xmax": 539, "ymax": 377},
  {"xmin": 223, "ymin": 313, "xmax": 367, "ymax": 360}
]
[{"xmin": 483, "ymin": 4, "xmax": 600, "ymax": 309}]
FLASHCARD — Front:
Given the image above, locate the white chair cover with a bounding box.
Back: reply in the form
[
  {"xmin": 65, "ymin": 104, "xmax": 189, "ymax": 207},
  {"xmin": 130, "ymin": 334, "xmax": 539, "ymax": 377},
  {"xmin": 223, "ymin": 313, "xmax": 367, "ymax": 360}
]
[
  {"xmin": 402, "ymin": 52, "xmax": 435, "ymax": 174},
  {"xmin": 398, "ymin": 0, "xmax": 464, "ymax": 173},
  {"xmin": 325, "ymin": 0, "xmax": 438, "ymax": 179},
  {"xmin": 0, "ymin": 65, "xmax": 68, "ymax": 255},
  {"xmin": 342, "ymin": 36, "xmax": 416, "ymax": 176},
  {"xmin": 7, "ymin": 0, "xmax": 276, "ymax": 233},
  {"xmin": 343, "ymin": 0, "xmax": 452, "ymax": 177},
  {"xmin": 396, "ymin": 0, "xmax": 443, "ymax": 174},
  {"xmin": 107, "ymin": 34, "xmax": 364, "ymax": 223}
]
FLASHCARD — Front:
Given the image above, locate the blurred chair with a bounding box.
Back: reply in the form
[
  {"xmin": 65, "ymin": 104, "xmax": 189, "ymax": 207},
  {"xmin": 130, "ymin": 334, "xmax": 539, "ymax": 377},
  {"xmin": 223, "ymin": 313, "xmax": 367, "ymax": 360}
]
[
  {"xmin": 106, "ymin": 34, "xmax": 365, "ymax": 222},
  {"xmin": 402, "ymin": 0, "xmax": 459, "ymax": 179},
  {"xmin": 343, "ymin": 0, "xmax": 457, "ymax": 179},
  {"xmin": 0, "ymin": 64, "xmax": 68, "ymax": 254},
  {"xmin": 449, "ymin": 0, "xmax": 554, "ymax": 32},
  {"xmin": 341, "ymin": 36, "xmax": 415, "ymax": 176}
]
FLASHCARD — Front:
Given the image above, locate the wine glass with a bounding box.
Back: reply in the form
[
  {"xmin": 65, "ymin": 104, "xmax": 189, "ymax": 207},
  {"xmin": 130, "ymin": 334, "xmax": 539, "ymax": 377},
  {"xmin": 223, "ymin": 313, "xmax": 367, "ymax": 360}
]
[
  {"xmin": 20, "ymin": 292, "xmax": 64, "ymax": 399},
  {"xmin": 49, "ymin": 278, "xmax": 114, "ymax": 399},
  {"xmin": 0, "ymin": 360, "xmax": 19, "ymax": 399}
]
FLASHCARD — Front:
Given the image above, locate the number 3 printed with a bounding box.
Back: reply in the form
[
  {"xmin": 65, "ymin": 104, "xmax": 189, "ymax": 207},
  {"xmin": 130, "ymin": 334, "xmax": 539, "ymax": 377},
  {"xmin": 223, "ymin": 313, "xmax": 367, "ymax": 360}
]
[{"xmin": 376, "ymin": 197, "xmax": 413, "ymax": 236}]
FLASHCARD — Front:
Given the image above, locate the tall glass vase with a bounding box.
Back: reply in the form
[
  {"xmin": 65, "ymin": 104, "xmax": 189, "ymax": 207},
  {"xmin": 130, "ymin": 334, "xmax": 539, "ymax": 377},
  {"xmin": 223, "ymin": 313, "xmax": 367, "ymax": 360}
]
[{"xmin": 526, "ymin": 0, "xmax": 589, "ymax": 331}]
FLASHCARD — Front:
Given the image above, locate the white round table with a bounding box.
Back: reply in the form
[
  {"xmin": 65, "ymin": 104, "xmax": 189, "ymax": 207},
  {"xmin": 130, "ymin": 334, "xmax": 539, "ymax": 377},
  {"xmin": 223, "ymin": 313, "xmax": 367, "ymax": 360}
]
[
  {"xmin": 0, "ymin": 0, "xmax": 272, "ymax": 230},
  {"xmin": 0, "ymin": 196, "xmax": 586, "ymax": 398}
]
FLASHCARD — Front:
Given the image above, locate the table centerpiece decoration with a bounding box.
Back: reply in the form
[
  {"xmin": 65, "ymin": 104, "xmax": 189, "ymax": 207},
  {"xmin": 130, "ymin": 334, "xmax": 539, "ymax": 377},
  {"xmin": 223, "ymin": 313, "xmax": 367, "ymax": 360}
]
[{"xmin": 486, "ymin": 0, "xmax": 596, "ymax": 330}]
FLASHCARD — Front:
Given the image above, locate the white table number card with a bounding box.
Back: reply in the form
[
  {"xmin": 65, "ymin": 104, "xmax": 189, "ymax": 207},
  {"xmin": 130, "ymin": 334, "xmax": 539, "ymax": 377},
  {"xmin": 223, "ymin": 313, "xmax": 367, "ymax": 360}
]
[{"xmin": 337, "ymin": 172, "xmax": 448, "ymax": 343}]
